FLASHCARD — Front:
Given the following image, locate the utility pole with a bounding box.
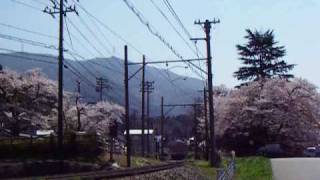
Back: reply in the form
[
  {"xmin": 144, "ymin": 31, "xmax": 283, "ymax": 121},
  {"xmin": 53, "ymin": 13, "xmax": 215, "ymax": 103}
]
[
  {"xmin": 96, "ymin": 77, "xmax": 108, "ymax": 101},
  {"xmin": 125, "ymin": 56, "xmax": 206, "ymax": 159},
  {"xmin": 43, "ymin": 0, "xmax": 78, "ymax": 159},
  {"xmin": 145, "ymin": 81, "xmax": 154, "ymax": 155},
  {"xmin": 140, "ymin": 56, "xmax": 146, "ymax": 157},
  {"xmin": 204, "ymin": 87, "xmax": 209, "ymax": 161},
  {"xmin": 193, "ymin": 104, "xmax": 199, "ymax": 160},
  {"xmin": 124, "ymin": 45, "xmax": 131, "ymax": 167},
  {"xmin": 160, "ymin": 96, "xmax": 164, "ymax": 160},
  {"xmin": 162, "ymin": 103, "xmax": 203, "ymax": 160},
  {"xmin": 193, "ymin": 19, "xmax": 220, "ymax": 167},
  {"xmin": 76, "ymin": 80, "xmax": 81, "ymax": 131}
]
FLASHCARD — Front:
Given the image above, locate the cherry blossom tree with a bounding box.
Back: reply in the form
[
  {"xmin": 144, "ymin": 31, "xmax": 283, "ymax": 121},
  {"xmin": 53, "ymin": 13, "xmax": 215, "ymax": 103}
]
[
  {"xmin": 0, "ymin": 69, "xmax": 58, "ymax": 136},
  {"xmin": 217, "ymin": 78, "xmax": 320, "ymax": 155},
  {"xmin": 65, "ymin": 101, "xmax": 124, "ymax": 136}
]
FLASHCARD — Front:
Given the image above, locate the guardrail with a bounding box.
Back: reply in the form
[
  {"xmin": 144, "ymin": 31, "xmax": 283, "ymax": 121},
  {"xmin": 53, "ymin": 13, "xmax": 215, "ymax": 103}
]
[{"xmin": 216, "ymin": 151, "xmax": 236, "ymax": 180}]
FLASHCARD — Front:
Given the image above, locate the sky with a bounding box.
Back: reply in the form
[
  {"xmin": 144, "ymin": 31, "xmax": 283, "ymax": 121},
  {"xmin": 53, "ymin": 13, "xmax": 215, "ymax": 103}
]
[{"xmin": 0, "ymin": 0, "xmax": 319, "ymax": 88}]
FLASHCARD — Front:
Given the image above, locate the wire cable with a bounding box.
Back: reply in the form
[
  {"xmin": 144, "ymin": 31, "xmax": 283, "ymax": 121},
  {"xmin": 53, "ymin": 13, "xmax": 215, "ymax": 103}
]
[
  {"xmin": 0, "ymin": 22, "xmax": 57, "ymax": 39},
  {"xmin": 123, "ymin": 0, "xmax": 205, "ymax": 80},
  {"xmin": 10, "ymin": 0, "xmax": 43, "ymax": 11},
  {"xmin": 0, "ymin": 33, "xmax": 58, "ymax": 50},
  {"xmin": 65, "ymin": 17, "xmax": 105, "ymax": 57},
  {"xmin": 149, "ymin": 0, "xmax": 200, "ymax": 58}
]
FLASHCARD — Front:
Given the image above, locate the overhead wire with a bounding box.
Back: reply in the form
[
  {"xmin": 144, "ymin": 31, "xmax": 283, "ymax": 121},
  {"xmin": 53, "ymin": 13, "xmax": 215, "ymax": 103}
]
[
  {"xmin": 0, "ymin": 47, "xmax": 96, "ymax": 89},
  {"xmin": 163, "ymin": 0, "xmax": 206, "ymax": 80},
  {"xmin": 0, "ymin": 22, "xmax": 57, "ymax": 40},
  {"xmin": 64, "ymin": 18, "xmax": 102, "ymax": 78},
  {"xmin": 73, "ymin": 12, "xmax": 124, "ymax": 69},
  {"xmin": 0, "ymin": 48, "xmax": 57, "ymax": 65},
  {"xmin": 122, "ymin": 0, "xmax": 205, "ymax": 80},
  {"xmin": 73, "ymin": 0, "xmax": 145, "ymax": 56},
  {"xmin": 65, "ymin": 17, "xmax": 105, "ymax": 58},
  {"xmin": 7, "ymin": 0, "xmax": 201, "ymax": 97},
  {"xmin": 149, "ymin": 0, "xmax": 206, "ymax": 84},
  {"xmin": 4, "ymin": 0, "xmax": 113, "ymax": 101},
  {"xmin": 76, "ymin": 15, "xmax": 113, "ymax": 56},
  {"xmin": 0, "ymin": 33, "xmax": 58, "ymax": 50},
  {"xmin": 74, "ymin": 0, "xmax": 201, "ymax": 95},
  {"xmin": 149, "ymin": 0, "xmax": 200, "ymax": 58},
  {"xmin": 9, "ymin": 0, "xmax": 43, "ymax": 11}
]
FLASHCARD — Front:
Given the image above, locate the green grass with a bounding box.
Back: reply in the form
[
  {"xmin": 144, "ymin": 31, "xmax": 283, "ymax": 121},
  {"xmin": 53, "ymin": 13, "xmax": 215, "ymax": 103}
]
[
  {"xmin": 191, "ymin": 156, "xmax": 272, "ymax": 180},
  {"xmin": 190, "ymin": 160, "xmax": 217, "ymax": 178},
  {"xmin": 131, "ymin": 156, "xmax": 162, "ymax": 167},
  {"xmin": 234, "ymin": 156, "xmax": 272, "ymax": 180}
]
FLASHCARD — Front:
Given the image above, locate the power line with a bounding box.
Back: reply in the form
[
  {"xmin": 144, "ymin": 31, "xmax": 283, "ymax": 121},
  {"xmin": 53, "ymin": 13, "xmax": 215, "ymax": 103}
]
[
  {"xmin": 0, "ymin": 48, "xmax": 56, "ymax": 64},
  {"xmin": 8, "ymin": 0, "xmax": 200, "ymax": 97},
  {"xmin": 10, "ymin": 0, "xmax": 43, "ymax": 11},
  {"xmin": 0, "ymin": 26, "xmax": 106, "ymax": 81},
  {"xmin": 75, "ymin": 1, "xmax": 188, "ymax": 87},
  {"xmin": 122, "ymin": 0, "xmax": 205, "ymax": 80},
  {"xmin": 0, "ymin": 22, "xmax": 57, "ymax": 39},
  {"xmin": 123, "ymin": 0, "xmax": 184, "ymax": 60},
  {"xmin": 77, "ymin": 15, "xmax": 113, "ymax": 56},
  {"xmin": 66, "ymin": 52, "xmax": 98, "ymax": 79},
  {"xmin": 0, "ymin": 26, "xmax": 105, "ymax": 79},
  {"xmin": 0, "ymin": 33, "xmax": 58, "ymax": 50},
  {"xmin": 0, "ymin": 48, "xmax": 97, "ymax": 89},
  {"xmin": 163, "ymin": 0, "xmax": 192, "ymax": 39},
  {"xmin": 64, "ymin": 19, "xmax": 104, "ymax": 78},
  {"xmin": 80, "ymin": 9, "xmax": 116, "ymax": 55},
  {"xmin": 66, "ymin": 18, "xmax": 123, "ymax": 78},
  {"xmin": 73, "ymin": 0, "xmax": 145, "ymax": 56},
  {"xmin": 163, "ymin": 0, "xmax": 206, "ymax": 78},
  {"xmin": 65, "ymin": 17, "xmax": 105, "ymax": 58},
  {"xmin": 64, "ymin": 60, "xmax": 96, "ymax": 88},
  {"xmin": 149, "ymin": 0, "xmax": 200, "ymax": 58}
]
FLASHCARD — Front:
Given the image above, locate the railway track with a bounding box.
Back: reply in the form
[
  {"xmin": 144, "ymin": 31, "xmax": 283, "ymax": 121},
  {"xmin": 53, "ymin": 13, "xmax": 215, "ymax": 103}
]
[{"xmin": 14, "ymin": 161, "xmax": 184, "ymax": 180}]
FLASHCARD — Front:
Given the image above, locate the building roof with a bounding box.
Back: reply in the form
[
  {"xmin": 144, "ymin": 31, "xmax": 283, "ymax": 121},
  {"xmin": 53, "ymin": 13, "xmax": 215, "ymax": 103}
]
[{"xmin": 123, "ymin": 129, "xmax": 154, "ymax": 135}]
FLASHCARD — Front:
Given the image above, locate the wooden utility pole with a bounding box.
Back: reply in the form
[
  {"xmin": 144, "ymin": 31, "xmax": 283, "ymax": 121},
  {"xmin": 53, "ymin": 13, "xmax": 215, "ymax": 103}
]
[
  {"xmin": 96, "ymin": 77, "xmax": 108, "ymax": 101},
  {"xmin": 141, "ymin": 56, "xmax": 146, "ymax": 157},
  {"xmin": 57, "ymin": 0, "xmax": 64, "ymax": 159},
  {"xmin": 193, "ymin": 104, "xmax": 199, "ymax": 160},
  {"xmin": 204, "ymin": 87, "xmax": 209, "ymax": 160},
  {"xmin": 193, "ymin": 19, "xmax": 220, "ymax": 167},
  {"xmin": 160, "ymin": 96, "xmax": 164, "ymax": 159},
  {"xmin": 76, "ymin": 80, "xmax": 81, "ymax": 131},
  {"xmin": 162, "ymin": 102, "xmax": 203, "ymax": 160},
  {"xmin": 43, "ymin": 0, "xmax": 78, "ymax": 159},
  {"xmin": 124, "ymin": 45, "xmax": 131, "ymax": 167},
  {"xmin": 145, "ymin": 81, "xmax": 154, "ymax": 155}
]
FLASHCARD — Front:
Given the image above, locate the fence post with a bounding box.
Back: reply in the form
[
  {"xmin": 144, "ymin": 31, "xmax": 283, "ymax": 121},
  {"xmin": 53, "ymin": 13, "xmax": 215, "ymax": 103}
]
[{"xmin": 216, "ymin": 168, "xmax": 224, "ymax": 180}]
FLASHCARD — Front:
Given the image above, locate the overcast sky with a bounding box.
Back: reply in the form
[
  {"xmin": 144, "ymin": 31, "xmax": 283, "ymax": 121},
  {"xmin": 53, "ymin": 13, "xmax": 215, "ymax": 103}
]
[{"xmin": 0, "ymin": 0, "xmax": 319, "ymax": 88}]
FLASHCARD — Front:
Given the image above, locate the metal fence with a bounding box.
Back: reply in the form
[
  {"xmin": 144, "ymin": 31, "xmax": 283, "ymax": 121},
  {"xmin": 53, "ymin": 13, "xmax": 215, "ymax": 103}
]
[{"xmin": 216, "ymin": 151, "xmax": 236, "ymax": 180}]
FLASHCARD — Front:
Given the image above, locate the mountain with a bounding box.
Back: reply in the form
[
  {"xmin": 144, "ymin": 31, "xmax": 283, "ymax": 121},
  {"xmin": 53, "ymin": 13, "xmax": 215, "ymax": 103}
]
[{"xmin": 0, "ymin": 52, "xmax": 203, "ymax": 116}]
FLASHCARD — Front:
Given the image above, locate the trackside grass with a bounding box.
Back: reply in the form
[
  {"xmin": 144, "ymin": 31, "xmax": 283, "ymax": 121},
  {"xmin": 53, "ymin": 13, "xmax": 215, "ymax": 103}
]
[{"xmin": 191, "ymin": 156, "xmax": 272, "ymax": 180}]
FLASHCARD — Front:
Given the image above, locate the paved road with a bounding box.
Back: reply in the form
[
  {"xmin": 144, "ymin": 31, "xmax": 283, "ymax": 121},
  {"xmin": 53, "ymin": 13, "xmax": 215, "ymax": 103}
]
[{"xmin": 271, "ymin": 158, "xmax": 320, "ymax": 180}]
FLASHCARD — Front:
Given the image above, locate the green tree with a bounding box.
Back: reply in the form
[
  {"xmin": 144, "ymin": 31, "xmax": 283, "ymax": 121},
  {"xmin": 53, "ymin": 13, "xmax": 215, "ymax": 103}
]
[{"xmin": 234, "ymin": 29, "xmax": 295, "ymax": 86}]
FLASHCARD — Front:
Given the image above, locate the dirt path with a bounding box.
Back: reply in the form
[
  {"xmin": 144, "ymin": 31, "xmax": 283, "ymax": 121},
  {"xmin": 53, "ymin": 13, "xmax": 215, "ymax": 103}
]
[{"xmin": 271, "ymin": 158, "xmax": 320, "ymax": 180}]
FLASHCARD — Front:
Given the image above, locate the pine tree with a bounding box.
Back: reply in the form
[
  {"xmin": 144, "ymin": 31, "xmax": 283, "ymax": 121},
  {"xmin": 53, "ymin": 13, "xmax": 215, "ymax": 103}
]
[{"xmin": 234, "ymin": 29, "xmax": 295, "ymax": 86}]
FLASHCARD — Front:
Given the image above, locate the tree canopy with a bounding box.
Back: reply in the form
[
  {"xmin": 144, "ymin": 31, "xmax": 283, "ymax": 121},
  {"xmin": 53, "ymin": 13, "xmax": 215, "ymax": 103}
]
[
  {"xmin": 215, "ymin": 79, "xmax": 320, "ymax": 155},
  {"xmin": 0, "ymin": 68, "xmax": 124, "ymax": 137},
  {"xmin": 234, "ymin": 29, "xmax": 295, "ymax": 86}
]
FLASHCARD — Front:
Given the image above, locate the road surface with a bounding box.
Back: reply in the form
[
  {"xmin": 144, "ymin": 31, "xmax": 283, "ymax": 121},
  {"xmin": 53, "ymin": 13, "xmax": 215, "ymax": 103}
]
[{"xmin": 271, "ymin": 158, "xmax": 320, "ymax": 180}]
